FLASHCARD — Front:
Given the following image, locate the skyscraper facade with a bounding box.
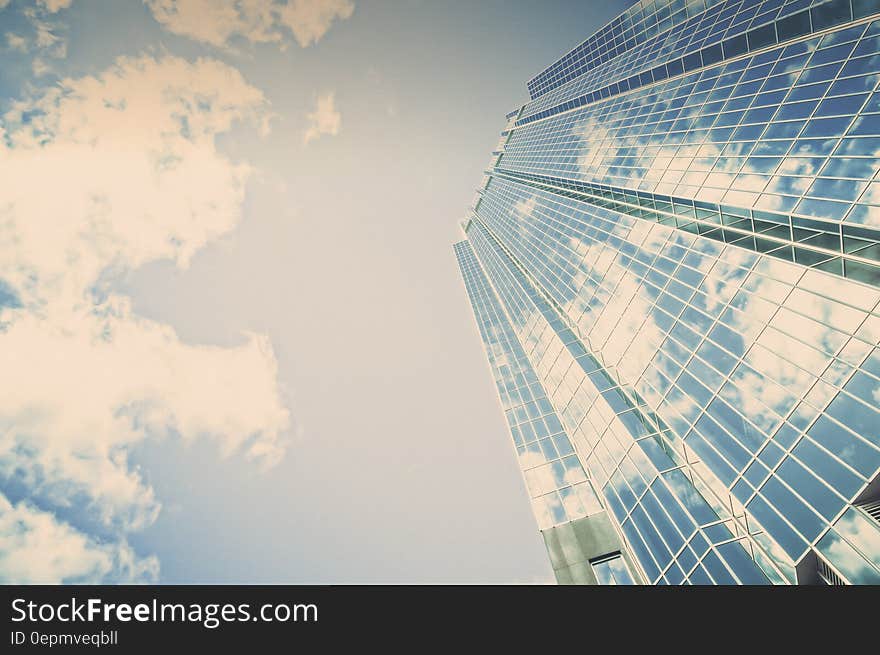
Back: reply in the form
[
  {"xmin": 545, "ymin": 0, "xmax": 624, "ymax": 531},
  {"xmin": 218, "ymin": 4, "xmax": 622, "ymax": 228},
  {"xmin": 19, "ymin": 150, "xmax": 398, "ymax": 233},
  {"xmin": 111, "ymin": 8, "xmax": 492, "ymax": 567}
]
[{"xmin": 455, "ymin": 0, "xmax": 880, "ymax": 585}]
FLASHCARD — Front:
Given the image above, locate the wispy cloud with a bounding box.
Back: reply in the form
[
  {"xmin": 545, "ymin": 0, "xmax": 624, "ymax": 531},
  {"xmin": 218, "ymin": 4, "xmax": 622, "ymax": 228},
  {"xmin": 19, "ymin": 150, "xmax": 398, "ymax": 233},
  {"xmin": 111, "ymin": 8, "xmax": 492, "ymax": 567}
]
[
  {"xmin": 0, "ymin": 54, "xmax": 290, "ymax": 582},
  {"xmin": 0, "ymin": 0, "xmax": 73, "ymax": 77},
  {"xmin": 5, "ymin": 32, "xmax": 27, "ymax": 51},
  {"xmin": 277, "ymin": 0, "xmax": 354, "ymax": 47},
  {"xmin": 0, "ymin": 496, "xmax": 157, "ymax": 584},
  {"xmin": 36, "ymin": 0, "xmax": 73, "ymax": 12},
  {"xmin": 146, "ymin": 0, "xmax": 354, "ymax": 49},
  {"xmin": 303, "ymin": 92, "xmax": 341, "ymax": 144}
]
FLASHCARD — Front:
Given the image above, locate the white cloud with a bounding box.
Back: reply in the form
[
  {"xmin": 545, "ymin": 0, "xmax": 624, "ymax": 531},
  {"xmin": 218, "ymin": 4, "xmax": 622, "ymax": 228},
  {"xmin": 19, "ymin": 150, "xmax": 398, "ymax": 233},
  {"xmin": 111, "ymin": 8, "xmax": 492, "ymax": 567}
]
[
  {"xmin": 0, "ymin": 308, "xmax": 289, "ymax": 531},
  {"xmin": 146, "ymin": 0, "xmax": 274, "ymax": 48},
  {"xmin": 6, "ymin": 33, "xmax": 27, "ymax": 52},
  {"xmin": 8, "ymin": 1, "xmax": 71, "ymax": 77},
  {"xmin": 32, "ymin": 17, "xmax": 64, "ymax": 50},
  {"xmin": 0, "ymin": 493, "xmax": 158, "ymax": 584},
  {"xmin": 277, "ymin": 0, "xmax": 354, "ymax": 47},
  {"xmin": 0, "ymin": 54, "xmax": 290, "ymax": 581},
  {"xmin": 145, "ymin": 0, "xmax": 354, "ymax": 49},
  {"xmin": 303, "ymin": 92, "xmax": 341, "ymax": 144},
  {"xmin": 31, "ymin": 57, "xmax": 51, "ymax": 76},
  {"xmin": 36, "ymin": 0, "xmax": 74, "ymax": 12}
]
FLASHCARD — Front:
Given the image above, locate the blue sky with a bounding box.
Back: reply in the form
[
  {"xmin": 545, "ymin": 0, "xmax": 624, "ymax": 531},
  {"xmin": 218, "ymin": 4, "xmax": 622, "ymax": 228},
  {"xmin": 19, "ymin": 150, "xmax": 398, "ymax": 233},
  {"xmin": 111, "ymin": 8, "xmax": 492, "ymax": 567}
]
[{"xmin": 0, "ymin": 0, "xmax": 629, "ymax": 583}]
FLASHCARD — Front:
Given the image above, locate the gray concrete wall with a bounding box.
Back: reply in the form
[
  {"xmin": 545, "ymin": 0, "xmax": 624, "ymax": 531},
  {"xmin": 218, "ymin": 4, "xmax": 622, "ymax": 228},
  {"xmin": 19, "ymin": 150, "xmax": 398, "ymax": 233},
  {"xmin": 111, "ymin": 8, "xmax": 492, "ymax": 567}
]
[{"xmin": 542, "ymin": 511, "xmax": 642, "ymax": 585}]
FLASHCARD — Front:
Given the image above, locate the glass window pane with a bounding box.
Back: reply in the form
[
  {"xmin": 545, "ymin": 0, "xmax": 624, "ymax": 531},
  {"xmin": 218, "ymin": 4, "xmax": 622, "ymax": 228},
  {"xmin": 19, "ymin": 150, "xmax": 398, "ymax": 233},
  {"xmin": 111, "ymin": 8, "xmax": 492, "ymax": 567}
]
[{"xmin": 591, "ymin": 553, "xmax": 636, "ymax": 585}]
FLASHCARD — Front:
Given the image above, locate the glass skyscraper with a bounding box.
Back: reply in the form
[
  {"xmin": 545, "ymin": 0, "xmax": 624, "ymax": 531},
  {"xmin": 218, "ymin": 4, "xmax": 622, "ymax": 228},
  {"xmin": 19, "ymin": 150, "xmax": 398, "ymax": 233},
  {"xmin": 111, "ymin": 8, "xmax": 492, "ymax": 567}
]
[{"xmin": 454, "ymin": 0, "xmax": 880, "ymax": 585}]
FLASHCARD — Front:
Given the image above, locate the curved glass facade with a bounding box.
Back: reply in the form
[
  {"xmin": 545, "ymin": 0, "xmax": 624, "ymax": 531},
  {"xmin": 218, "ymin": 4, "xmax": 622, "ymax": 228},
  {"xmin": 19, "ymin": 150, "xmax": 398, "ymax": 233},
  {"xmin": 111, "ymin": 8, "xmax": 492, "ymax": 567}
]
[{"xmin": 455, "ymin": 0, "xmax": 880, "ymax": 584}]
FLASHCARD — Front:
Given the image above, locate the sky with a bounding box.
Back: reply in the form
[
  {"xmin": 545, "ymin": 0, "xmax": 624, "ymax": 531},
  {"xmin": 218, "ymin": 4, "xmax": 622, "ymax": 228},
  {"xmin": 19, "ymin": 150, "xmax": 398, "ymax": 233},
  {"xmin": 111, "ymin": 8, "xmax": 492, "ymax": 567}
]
[{"xmin": 0, "ymin": 0, "xmax": 630, "ymax": 583}]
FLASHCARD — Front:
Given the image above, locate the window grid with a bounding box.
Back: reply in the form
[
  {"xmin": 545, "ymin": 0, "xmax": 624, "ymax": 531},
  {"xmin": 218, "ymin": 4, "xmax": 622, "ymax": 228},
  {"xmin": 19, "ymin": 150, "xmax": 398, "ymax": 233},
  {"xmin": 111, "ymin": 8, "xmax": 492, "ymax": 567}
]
[
  {"xmin": 455, "ymin": 0, "xmax": 880, "ymax": 584},
  {"xmin": 502, "ymin": 21, "xmax": 880, "ymax": 247},
  {"xmin": 466, "ymin": 217, "xmax": 779, "ymax": 584},
  {"xmin": 470, "ymin": 171, "xmax": 880, "ymax": 570},
  {"xmin": 522, "ymin": 0, "xmax": 880, "ymax": 126}
]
